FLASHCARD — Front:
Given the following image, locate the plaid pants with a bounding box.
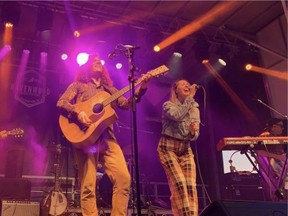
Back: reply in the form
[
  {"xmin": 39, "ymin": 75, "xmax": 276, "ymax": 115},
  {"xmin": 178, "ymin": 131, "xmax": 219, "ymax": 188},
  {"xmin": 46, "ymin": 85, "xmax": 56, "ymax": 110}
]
[{"xmin": 158, "ymin": 135, "xmax": 198, "ymax": 216}]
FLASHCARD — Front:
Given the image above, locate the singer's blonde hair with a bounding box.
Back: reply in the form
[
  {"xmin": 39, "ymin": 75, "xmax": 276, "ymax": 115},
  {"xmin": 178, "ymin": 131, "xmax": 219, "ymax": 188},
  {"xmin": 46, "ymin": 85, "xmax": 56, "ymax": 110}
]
[{"xmin": 170, "ymin": 79, "xmax": 190, "ymax": 104}]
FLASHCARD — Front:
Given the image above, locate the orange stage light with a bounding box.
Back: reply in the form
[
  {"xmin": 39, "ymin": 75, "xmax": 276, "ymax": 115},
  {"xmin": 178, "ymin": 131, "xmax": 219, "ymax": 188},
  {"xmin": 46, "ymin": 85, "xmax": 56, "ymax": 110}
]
[
  {"xmin": 245, "ymin": 64, "xmax": 287, "ymax": 80},
  {"xmin": 154, "ymin": 1, "xmax": 242, "ymax": 51},
  {"xmin": 203, "ymin": 61, "xmax": 257, "ymax": 123},
  {"xmin": 74, "ymin": 31, "xmax": 80, "ymax": 38}
]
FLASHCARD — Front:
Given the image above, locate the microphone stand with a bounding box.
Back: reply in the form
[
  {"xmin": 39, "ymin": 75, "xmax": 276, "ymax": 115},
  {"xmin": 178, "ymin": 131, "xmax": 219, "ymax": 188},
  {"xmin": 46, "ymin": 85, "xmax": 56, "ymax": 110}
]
[
  {"xmin": 257, "ymin": 98, "xmax": 288, "ymax": 119},
  {"xmin": 123, "ymin": 46, "xmax": 142, "ymax": 216}
]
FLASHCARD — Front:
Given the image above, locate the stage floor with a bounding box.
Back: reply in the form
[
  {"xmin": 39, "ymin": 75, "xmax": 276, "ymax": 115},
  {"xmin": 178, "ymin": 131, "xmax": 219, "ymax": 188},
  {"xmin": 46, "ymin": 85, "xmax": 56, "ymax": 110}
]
[{"xmin": 65, "ymin": 207, "xmax": 173, "ymax": 216}]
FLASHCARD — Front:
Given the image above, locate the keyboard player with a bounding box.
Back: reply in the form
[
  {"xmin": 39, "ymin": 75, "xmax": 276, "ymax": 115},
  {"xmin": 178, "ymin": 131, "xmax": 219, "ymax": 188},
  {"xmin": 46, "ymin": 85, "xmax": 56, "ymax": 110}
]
[{"xmin": 255, "ymin": 118, "xmax": 287, "ymax": 202}]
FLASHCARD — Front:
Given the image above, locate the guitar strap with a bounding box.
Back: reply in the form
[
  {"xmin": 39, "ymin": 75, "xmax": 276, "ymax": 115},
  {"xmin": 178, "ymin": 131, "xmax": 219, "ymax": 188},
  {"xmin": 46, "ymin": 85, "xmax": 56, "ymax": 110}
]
[
  {"xmin": 102, "ymin": 84, "xmax": 113, "ymax": 95},
  {"xmin": 102, "ymin": 84, "xmax": 120, "ymax": 126}
]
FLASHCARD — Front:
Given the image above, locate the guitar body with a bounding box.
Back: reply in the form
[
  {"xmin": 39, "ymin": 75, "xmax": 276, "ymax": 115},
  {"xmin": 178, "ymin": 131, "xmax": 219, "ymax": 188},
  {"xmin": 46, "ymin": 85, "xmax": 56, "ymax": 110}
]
[
  {"xmin": 43, "ymin": 190, "xmax": 67, "ymax": 216},
  {"xmin": 59, "ymin": 91, "xmax": 118, "ymax": 148},
  {"xmin": 49, "ymin": 191, "xmax": 67, "ymax": 216}
]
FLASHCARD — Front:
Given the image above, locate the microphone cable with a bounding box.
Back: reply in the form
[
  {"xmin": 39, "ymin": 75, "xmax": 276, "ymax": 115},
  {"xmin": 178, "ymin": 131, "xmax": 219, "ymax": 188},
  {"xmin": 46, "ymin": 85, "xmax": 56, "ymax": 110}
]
[
  {"xmin": 193, "ymin": 85, "xmax": 213, "ymax": 204},
  {"xmin": 194, "ymin": 139, "xmax": 212, "ymax": 204},
  {"xmin": 197, "ymin": 85, "xmax": 206, "ymax": 128}
]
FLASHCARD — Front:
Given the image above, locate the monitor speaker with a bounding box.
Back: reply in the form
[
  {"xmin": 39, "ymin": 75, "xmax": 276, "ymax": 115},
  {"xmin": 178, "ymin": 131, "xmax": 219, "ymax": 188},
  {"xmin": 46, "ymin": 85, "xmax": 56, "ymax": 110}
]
[
  {"xmin": 199, "ymin": 200, "xmax": 287, "ymax": 216},
  {"xmin": 0, "ymin": 200, "xmax": 40, "ymax": 216}
]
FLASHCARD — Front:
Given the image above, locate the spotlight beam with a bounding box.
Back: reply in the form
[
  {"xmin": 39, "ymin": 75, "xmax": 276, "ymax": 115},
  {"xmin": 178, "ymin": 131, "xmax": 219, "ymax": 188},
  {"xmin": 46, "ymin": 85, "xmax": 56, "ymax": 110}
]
[
  {"xmin": 155, "ymin": 1, "xmax": 242, "ymax": 51},
  {"xmin": 245, "ymin": 64, "xmax": 288, "ymax": 80},
  {"xmin": 203, "ymin": 60, "xmax": 257, "ymax": 123}
]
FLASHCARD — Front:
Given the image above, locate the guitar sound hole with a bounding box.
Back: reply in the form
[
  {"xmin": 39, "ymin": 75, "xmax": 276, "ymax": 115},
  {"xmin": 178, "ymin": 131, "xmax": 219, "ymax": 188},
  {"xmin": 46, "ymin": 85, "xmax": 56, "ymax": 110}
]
[{"xmin": 93, "ymin": 103, "xmax": 104, "ymax": 114}]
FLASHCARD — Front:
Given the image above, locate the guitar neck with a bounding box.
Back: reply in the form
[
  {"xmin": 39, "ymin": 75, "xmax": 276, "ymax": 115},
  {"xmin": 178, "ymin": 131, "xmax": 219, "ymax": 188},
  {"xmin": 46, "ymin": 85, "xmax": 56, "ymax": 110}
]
[
  {"xmin": 101, "ymin": 65, "xmax": 169, "ymax": 107},
  {"xmin": 6, "ymin": 128, "xmax": 24, "ymax": 137},
  {"xmin": 54, "ymin": 163, "xmax": 61, "ymax": 191},
  {"xmin": 102, "ymin": 79, "xmax": 142, "ymax": 106},
  {"xmin": 54, "ymin": 146, "xmax": 62, "ymax": 192}
]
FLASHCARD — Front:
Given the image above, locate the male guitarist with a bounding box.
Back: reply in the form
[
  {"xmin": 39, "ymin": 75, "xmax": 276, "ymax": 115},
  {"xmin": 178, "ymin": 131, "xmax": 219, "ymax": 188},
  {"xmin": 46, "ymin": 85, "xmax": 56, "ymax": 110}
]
[{"xmin": 57, "ymin": 54, "xmax": 151, "ymax": 216}]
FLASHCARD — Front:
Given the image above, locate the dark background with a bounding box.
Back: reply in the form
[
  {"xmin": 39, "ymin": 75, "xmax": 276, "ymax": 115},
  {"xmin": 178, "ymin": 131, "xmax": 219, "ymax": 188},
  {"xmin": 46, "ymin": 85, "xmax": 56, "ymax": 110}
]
[{"xmin": 0, "ymin": 1, "xmax": 286, "ymax": 209}]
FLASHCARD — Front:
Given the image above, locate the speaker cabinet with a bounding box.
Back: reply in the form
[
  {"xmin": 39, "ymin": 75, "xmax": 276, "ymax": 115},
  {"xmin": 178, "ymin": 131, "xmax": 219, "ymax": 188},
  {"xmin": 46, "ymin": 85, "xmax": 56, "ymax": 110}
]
[
  {"xmin": 0, "ymin": 178, "xmax": 31, "ymax": 200},
  {"xmin": 199, "ymin": 200, "xmax": 287, "ymax": 216},
  {"xmin": 4, "ymin": 149, "xmax": 25, "ymax": 178},
  {"xmin": 221, "ymin": 173, "xmax": 264, "ymax": 201},
  {"xmin": 0, "ymin": 200, "xmax": 40, "ymax": 216}
]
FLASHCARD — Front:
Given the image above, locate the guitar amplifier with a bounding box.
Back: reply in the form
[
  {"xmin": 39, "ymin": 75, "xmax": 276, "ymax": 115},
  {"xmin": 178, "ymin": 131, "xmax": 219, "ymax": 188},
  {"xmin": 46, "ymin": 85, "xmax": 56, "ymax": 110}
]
[{"xmin": 0, "ymin": 200, "xmax": 40, "ymax": 216}]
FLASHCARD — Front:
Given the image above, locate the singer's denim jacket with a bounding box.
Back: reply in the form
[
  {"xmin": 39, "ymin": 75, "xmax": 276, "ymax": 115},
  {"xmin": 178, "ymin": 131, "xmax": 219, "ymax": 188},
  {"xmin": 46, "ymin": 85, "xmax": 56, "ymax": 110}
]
[{"xmin": 161, "ymin": 96, "xmax": 200, "ymax": 141}]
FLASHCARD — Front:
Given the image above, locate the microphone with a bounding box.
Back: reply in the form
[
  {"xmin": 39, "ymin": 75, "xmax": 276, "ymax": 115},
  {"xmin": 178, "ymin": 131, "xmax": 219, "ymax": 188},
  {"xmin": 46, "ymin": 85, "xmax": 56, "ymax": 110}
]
[
  {"xmin": 109, "ymin": 45, "xmax": 140, "ymax": 59},
  {"xmin": 122, "ymin": 44, "xmax": 140, "ymax": 50},
  {"xmin": 108, "ymin": 50, "xmax": 117, "ymax": 59},
  {"xmin": 108, "ymin": 44, "xmax": 121, "ymax": 59},
  {"xmin": 256, "ymin": 97, "xmax": 288, "ymax": 119},
  {"xmin": 256, "ymin": 98, "xmax": 264, "ymax": 104},
  {"xmin": 190, "ymin": 85, "xmax": 202, "ymax": 90}
]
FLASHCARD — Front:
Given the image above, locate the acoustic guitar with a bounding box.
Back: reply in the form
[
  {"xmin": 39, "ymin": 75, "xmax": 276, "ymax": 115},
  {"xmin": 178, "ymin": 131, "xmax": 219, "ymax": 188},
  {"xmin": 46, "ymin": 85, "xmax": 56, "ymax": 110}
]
[{"xmin": 59, "ymin": 65, "xmax": 169, "ymax": 148}]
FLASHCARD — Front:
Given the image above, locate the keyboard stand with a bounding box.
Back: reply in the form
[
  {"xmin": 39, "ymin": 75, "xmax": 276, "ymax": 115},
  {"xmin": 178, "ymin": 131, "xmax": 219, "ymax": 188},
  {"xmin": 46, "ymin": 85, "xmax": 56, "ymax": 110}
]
[{"xmin": 241, "ymin": 148, "xmax": 287, "ymax": 201}]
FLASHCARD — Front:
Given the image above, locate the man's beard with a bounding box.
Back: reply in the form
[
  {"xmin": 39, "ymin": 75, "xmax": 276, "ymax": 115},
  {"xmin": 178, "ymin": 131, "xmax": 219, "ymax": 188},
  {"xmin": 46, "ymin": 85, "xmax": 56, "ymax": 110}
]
[{"xmin": 91, "ymin": 70, "xmax": 103, "ymax": 79}]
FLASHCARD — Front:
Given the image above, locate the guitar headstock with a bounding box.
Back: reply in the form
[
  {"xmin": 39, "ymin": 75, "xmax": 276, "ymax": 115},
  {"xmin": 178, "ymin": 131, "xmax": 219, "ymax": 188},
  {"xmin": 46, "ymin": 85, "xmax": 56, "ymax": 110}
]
[
  {"xmin": 137, "ymin": 65, "xmax": 169, "ymax": 83},
  {"xmin": 7, "ymin": 128, "xmax": 24, "ymax": 138},
  {"xmin": 146, "ymin": 65, "xmax": 169, "ymax": 77}
]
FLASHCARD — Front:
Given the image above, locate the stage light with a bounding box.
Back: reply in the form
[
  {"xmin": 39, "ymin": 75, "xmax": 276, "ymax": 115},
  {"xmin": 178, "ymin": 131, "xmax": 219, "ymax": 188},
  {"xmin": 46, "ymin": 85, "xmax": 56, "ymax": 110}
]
[
  {"xmin": 23, "ymin": 49, "xmax": 30, "ymax": 54},
  {"xmin": 116, "ymin": 63, "xmax": 122, "ymax": 69},
  {"xmin": 173, "ymin": 52, "xmax": 182, "ymax": 58},
  {"xmin": 218, "ymin": 58, "xmax": 227, "ymax": 66},
  {"xmin": 74, "ymin": 31, "xmax": 80, "ymax": 38},
  {"xmin": 244, "ymin": 63, "xmax": 287, "ymax": 80},
  {"xmin": 245, "ymin": 64, "xmax": 252, "ymax": 71},
  {"xmin": 173, "ymin": 40, "xmax": 185, "ymax": 58},
  {"xmin": 216, "ymin": 45, "xmax": 230, "ymax": 66},
  {"xmin": 153, "ymin": 45, "xmax": 160, "ymax": 52},
  {"xmin": 40, "ymin": 52, "xmax": 48, "ymax": 57},
  {"xmin": 61, "ymin": 54, "xmax": 68, "ymax": 61},
  {"xmin": 101, "ymin": 60, "xmax": 105, "ymax": 65},
  {"xmin": 5, "ymin": 22, "xmax": 13, "ymax": 28},
  {"xmin": 76, "ymin": 52, "xmax": 89, "ymax": 66}
]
